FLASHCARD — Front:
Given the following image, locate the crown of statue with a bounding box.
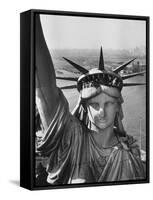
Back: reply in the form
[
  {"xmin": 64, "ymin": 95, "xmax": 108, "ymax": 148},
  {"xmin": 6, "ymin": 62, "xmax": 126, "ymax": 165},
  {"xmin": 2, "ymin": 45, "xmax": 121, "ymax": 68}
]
[
  {"xmin": 77, "ymin": 68, "xmax": 123, "ymax": 92},
  {"xmin": 56, "ymin": 47, "xmax": 145, "ymax": 97}
]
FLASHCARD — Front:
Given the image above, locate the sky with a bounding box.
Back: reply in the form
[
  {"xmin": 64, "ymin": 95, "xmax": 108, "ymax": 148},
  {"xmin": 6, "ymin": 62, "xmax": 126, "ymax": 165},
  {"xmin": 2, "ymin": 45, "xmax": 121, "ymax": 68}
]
[{"xmin": 40, "ymin": 14, "xmax": 146, "ymax": 50}]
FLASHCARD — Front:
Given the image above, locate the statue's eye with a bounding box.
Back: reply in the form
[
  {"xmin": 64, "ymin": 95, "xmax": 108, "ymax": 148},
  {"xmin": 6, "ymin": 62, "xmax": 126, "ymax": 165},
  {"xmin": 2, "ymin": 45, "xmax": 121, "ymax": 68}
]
[
  {"xmin": 105, "ymin": 101, "xmax": 115, "ymax": 106},
  {"xmin": 90, "ymin": 103, "xmax": 99, "ymax": 109}
]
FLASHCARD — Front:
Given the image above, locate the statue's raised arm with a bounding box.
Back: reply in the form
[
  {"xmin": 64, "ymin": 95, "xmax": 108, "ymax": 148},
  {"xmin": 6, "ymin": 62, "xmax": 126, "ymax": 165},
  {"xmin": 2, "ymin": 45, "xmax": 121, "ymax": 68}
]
[
  {"xmin": 36, "ymin": 15, "xmax": 70, "ymax": 157},
  {"xmin": 36, "ymin": 15, "xmax": 60, "ymax": 130}
]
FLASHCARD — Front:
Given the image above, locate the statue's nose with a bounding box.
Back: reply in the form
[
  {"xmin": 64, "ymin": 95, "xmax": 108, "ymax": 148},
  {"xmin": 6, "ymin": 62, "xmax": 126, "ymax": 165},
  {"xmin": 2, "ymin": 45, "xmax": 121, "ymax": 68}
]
[{"xmin": 99, "ymin": 107, "xmax": 105, "ymax": 117}]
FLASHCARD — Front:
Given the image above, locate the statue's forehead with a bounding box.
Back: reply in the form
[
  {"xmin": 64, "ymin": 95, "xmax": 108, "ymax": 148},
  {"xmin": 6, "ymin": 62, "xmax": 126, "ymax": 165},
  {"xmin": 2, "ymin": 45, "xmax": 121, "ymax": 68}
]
[{"xmin": 87, "ymin": 92, "xmax": 116, "ymax": 103}]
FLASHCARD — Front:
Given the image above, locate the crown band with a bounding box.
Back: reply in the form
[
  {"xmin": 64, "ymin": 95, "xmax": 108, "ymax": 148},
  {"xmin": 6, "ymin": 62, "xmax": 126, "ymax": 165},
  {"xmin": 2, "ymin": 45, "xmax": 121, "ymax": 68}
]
[{"xmin": 77, "ymin": 71, "xmax": 123, "ymax": 92}]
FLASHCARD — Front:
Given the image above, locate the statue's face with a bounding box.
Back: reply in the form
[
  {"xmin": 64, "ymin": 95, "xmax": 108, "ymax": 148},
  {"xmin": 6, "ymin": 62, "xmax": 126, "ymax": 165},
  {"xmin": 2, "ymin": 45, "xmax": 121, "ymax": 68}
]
[{"xmin": 87, "ymin": 92, "xmax": 119, "ymax": 130}]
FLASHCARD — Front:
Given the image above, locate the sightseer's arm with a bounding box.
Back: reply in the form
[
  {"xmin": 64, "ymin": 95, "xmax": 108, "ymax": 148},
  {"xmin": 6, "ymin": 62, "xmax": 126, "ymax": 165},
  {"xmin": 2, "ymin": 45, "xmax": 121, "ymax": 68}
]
[{"xmin": 36, "ymin": 15, "xmax": 60, "ymax": 130}]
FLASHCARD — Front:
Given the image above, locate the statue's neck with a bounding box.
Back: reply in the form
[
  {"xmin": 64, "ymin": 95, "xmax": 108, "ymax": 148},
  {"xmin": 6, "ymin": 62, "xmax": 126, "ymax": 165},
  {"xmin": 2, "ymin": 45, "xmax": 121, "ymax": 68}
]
[{"xmin": 91, "ymin": 124, "xmax": 118, "ymax": 148}]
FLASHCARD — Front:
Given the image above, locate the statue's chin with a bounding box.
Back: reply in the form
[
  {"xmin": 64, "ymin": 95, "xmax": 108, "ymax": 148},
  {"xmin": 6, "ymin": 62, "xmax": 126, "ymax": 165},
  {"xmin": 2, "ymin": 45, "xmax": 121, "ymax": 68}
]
[
  {"xmin": 90, "ymin": 120, "xmax": 114, "ymax": 132},
  {"xmin": 90, "ymin": 121, "xmax": 107, "ymax": 132}
]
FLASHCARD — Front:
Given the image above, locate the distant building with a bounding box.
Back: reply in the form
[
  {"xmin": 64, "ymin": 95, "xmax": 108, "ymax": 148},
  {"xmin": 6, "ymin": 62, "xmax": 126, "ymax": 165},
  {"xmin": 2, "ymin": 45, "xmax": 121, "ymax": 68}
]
[{"xmin": 132, "ymin": 61, "xmax": 146, "ymax": 73}]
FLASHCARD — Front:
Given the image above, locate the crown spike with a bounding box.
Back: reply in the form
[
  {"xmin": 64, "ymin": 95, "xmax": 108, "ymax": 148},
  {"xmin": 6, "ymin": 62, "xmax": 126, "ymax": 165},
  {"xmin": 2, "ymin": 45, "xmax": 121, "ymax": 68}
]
[
  {"xmin": 123, "ymin": 83, "xmax": 145, "ymax": 87},
  {"xmin": 122, "ymin": 71, "xmax": 146, "ymax": 80},
  {"xmin": 98, "ymin": 46, "xmax": 105, "ymax": 71},
  {"xmin": 56, "ymin": 77, "xmax": 78, "ymax": 81},
  {"xmin": 63, "ymin": 57, "xmax": 88, "ymax": 74},
  {"xmin": 60, "ymin": 84, "xmax": 77, "ymax": 89},
  {"xmin": 113, "ymin": 58, "xmax": 136, "ymax": 73}
]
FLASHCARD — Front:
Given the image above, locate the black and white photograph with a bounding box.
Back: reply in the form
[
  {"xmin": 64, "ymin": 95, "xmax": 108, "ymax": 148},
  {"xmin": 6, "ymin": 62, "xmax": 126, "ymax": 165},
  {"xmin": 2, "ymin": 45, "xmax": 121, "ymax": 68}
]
[
  {"xmin": 34, "ymin": 11, "xmax": 149, "ymax": 188},
  {"xmin": 1, "ymin": 0, "xmax": 153, "ymax": 198}
]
